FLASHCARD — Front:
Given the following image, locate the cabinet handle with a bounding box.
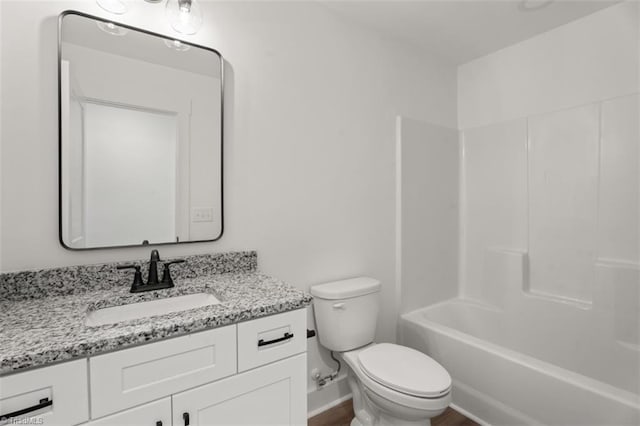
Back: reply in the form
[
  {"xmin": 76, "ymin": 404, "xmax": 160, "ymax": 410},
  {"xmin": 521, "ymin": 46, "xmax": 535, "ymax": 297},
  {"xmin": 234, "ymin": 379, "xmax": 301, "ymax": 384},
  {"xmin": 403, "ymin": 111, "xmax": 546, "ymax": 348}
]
[
  {"xmin": 183, "ymin": 412, "xmax": 190, "ymax": 426},
  {"xmin": 258, "ymin": 332, "xmax": 294, "ymax": 347},
  {"xmin": 0, "ymin": 397, "xmax": 53, "ymax": 421}
]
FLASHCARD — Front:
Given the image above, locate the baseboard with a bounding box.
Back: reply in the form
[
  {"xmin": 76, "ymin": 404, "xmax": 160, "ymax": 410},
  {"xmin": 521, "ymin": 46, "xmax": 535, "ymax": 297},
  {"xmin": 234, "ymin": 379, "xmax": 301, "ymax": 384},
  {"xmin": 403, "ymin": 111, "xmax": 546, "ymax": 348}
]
[
  {"xmin": 307, "ymin": 392, "xmax": 353, "ymax": 419},
  {"xmin": 307, "ymin": 373, "xmax": 351, "ymax": 418},
  {"xmin": 449, "ymin": 403, "xmax": 490, "ymax": 426}
]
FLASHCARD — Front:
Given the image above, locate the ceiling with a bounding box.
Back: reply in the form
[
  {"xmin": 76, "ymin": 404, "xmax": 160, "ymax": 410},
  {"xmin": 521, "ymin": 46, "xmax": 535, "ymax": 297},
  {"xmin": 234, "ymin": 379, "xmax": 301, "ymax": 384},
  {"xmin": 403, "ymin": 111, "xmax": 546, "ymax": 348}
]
[{"xmin": 321, "ymin": 0, "xmax": 621, "ymax": 64}]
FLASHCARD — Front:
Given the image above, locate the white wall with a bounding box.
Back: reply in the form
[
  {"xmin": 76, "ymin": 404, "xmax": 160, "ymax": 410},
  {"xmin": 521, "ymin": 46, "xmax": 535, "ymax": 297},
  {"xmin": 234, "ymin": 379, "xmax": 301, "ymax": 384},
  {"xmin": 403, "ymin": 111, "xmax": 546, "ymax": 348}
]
[
  {"xmin": 0, "ymin": 0, "xmax": 457, "ymax": 408},
  {"xmin": 458, "ymin": 1, "xmax": 638, "ymax": 315},
  {"xmin": 396, "ymin": 116, "xmax": 458, "ymax": 314}
]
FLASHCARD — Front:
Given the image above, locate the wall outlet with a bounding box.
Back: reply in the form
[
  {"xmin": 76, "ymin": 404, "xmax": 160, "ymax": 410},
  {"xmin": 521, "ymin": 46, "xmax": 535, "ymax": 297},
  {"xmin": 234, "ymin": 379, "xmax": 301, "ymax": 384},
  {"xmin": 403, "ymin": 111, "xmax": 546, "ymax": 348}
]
[{"xmin": 192, "ymin": 207, "xmax": 214, "ymax": 222}]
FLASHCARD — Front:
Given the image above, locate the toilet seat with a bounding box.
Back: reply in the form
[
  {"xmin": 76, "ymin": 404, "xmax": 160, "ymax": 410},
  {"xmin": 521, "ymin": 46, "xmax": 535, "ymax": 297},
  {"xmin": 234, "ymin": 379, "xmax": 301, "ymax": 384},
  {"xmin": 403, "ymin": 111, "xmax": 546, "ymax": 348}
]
[
  {"xmin": 358, "ymin": 343, "xmax": 451, "ymax": 398},
  {"xmin": 340, "ymin": 345, "xmax": 452, "ymax": 412}
]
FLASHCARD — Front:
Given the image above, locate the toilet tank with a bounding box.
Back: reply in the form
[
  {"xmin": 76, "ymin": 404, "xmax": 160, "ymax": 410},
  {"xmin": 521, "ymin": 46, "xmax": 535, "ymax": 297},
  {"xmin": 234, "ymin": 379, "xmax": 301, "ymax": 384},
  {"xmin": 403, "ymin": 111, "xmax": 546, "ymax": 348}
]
[{"xmin": 310, "ymin": 277, "xmax": 381, "ymax": 352}]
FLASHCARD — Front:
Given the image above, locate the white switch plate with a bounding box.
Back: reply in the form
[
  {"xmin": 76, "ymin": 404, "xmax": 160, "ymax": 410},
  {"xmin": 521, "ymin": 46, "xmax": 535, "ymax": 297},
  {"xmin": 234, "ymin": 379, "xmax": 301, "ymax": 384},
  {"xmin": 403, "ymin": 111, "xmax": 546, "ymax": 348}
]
[{"xmin": 192, "ymin": 208, "xmax": 214, "ymax": 222}]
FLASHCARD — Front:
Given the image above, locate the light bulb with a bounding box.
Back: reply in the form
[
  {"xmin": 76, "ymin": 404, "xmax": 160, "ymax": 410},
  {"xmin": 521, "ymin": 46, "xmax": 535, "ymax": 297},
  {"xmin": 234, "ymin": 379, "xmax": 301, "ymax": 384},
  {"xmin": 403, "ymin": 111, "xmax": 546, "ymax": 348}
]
[
  {"xmin": 97, "ymin": 21, "xmax": 129, "ymax": 36},
  {"xmin": 96, "ymin": 0, "xmax": 128, "ymax": 15},
  {"xmin": 165, "ymin": 0, "xmax": 203, "ymax": 35},
  {"xmin": 163, "ymin": 39, "xmax": 191, "ymax": 52},
  {"xmin": 518, "ymin": 0, "xmax": 554, "ymax": 11}
]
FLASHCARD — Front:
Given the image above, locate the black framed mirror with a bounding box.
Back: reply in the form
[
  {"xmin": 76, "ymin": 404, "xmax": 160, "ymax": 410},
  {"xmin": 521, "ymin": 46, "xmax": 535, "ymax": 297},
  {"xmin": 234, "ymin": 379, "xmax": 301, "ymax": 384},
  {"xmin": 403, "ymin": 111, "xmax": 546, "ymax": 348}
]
[{"xmin": 58, "ymin": 11, "xmax": 223, "ymax": 250}]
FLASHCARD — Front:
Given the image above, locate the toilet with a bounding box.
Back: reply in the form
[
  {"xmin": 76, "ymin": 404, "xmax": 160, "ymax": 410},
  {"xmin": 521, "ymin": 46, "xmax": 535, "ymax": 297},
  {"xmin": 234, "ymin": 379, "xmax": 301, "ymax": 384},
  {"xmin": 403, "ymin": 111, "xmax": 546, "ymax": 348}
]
[{"xmin": 311, "ymin": 277, "xmax": 452, "ymax": 426}]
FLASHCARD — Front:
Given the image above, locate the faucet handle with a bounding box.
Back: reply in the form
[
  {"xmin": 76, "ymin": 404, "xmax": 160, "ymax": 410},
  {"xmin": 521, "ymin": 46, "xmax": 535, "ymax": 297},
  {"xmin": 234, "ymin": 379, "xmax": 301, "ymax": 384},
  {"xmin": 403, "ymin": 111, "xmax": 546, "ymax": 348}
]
[
  {"xmin": 116, "ymin": 264, "xmax": 141, "ymax": 273},
  {"xmin": 117, "ymin": 264, "xmax": 145, "ymax": 292},
  {"xmin": 160, "ymin": 260, "xmax": 186, "ymax": 287}
]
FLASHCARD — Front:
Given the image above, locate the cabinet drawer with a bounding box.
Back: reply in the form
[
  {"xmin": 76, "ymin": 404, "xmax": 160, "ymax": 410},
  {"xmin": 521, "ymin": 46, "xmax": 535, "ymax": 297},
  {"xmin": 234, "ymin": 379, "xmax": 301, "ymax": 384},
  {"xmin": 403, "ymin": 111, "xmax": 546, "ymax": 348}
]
[
  {"xmin": 84, "ymin": 398, "xmax": 170, "ymax": 426},
  {"xmin": 237, "ymin": 309, "xmax": 306, "ymax": 372},
  {"xmin": 90, "ymin": 325, "xmax": 236, "ymax": 418},
  {"xmin": 0, "ymin": 359, "xmax": 89, "ymax": 426},
  {"xmin": 172, "ymin": 353, "xmax": 307, "ymax": 426}
]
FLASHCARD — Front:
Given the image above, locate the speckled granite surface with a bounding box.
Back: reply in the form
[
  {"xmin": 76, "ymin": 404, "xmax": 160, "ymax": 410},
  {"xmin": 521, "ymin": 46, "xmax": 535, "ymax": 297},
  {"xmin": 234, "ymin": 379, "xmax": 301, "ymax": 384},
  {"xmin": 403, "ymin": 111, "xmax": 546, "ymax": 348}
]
[
  {"xmin": 0, "ymin": 252, "xmax": 312, "ymax": 375},
  {"xmin": 0, "ymin": 251, "xmax": 257, "ymax": 301}
]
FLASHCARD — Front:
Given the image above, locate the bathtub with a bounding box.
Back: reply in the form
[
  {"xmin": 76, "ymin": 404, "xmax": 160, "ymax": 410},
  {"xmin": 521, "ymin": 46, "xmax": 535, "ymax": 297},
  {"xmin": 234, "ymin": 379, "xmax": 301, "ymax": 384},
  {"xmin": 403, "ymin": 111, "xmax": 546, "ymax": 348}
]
[{"xmin": 400, "ymin": 298, "xmax": 640, "ymax": 425}]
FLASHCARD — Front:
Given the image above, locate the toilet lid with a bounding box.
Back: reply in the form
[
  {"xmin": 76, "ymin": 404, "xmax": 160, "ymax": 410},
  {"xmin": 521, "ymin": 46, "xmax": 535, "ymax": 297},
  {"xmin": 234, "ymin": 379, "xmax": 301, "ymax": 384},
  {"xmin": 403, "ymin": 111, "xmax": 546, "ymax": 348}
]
[{"xmin": 358, "ymin": 343, "xmax": 451, "ymax": 398}]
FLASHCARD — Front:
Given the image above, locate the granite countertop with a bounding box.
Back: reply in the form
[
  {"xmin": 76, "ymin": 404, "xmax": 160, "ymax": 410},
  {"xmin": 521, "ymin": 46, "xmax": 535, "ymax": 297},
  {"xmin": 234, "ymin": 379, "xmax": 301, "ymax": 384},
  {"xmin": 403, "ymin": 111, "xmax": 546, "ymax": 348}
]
[{"xmin": 0, "ymin": 252, "xmax": 312, "ymax": 375}]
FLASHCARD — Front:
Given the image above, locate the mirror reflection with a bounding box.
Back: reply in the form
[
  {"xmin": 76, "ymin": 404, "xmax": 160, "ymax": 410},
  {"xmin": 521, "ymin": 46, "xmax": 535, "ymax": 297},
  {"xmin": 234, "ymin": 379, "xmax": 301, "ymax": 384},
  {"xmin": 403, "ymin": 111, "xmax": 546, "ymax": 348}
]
[{"xmin": 59, "ymin": 11, "xmax": 223, "ymax": 249}]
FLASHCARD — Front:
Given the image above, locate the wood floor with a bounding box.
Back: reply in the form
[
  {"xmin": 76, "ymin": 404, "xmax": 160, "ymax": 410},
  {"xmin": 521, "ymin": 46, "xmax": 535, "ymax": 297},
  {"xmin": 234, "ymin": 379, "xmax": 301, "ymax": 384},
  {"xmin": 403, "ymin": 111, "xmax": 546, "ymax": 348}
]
[{"xmin": 308, "ymin": 399, "xmax": 479, "ymax": 426}]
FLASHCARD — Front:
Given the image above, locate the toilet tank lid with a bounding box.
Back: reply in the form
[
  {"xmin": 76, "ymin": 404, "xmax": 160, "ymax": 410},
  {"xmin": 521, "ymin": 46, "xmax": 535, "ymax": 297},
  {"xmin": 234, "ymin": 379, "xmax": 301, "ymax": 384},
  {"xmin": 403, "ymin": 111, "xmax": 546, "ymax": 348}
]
[{"xmin": 310, "ymin": 277, "xmax": 381, "ymax": 300}]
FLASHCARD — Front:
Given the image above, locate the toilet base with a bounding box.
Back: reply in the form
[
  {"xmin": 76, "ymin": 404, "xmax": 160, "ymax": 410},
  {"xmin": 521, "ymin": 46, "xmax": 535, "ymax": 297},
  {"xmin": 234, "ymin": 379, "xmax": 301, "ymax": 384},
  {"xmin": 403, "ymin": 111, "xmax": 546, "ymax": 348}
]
[
  {"xmin": 346, "ymin": 365, "xmax": 443, "ymax": 426},
  {"xmin": 349, "ymin": 406, "xmax": 433, "ymax": 426},
  {"xmin": 350, "ymin": 417, "xmax": 432, "ymax": 426}
]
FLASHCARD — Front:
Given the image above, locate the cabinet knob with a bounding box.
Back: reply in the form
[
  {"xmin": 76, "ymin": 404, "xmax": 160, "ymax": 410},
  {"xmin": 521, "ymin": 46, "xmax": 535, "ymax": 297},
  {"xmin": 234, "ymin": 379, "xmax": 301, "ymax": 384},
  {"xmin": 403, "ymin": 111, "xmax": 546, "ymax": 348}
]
[{"xmin": 183, "ymin": 412, "xmax": 190, "ymax": 426}]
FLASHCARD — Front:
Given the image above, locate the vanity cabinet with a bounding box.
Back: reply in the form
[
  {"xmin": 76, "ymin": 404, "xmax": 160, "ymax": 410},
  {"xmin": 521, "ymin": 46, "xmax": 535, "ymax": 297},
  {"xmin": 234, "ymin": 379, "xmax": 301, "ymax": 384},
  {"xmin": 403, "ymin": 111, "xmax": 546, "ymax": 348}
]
[{"xmin": 0, "ymin": 309, "xmax": 307, "ymax": 426}]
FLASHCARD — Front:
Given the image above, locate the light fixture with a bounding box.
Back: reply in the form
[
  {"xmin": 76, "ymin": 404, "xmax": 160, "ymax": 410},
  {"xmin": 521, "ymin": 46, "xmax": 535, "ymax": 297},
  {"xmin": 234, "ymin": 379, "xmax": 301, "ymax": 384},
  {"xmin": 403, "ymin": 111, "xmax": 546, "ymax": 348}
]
[
  {"xmin": 165, "ymin": 0, "xmax": 203, "ymax": 35},
  {"xmin": 97, "ymin": 0, "xmax": 204, "ymax": 35},
  {"xmin": 96, "ymin": 0, "xmax": 128, "ymax": 15}
]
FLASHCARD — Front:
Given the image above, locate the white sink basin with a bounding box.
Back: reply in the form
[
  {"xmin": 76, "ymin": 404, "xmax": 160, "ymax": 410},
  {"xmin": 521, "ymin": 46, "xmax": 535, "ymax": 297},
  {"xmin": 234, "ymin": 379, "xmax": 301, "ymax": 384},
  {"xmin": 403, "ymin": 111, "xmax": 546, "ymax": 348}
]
[{"xmin": 85, "ymin": 293, "xmax": 221, "ymax": 327}]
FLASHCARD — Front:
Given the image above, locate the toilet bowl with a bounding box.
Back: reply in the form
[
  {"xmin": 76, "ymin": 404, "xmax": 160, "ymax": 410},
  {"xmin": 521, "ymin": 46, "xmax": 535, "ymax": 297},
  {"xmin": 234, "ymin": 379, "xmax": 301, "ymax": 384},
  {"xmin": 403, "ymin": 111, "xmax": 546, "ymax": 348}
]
[
  {"xmin": 340, "ymin": 344, "xmax": 451, "ymax": 426},
  {"xmin": 310, "ymin": 277, "xmax": 452, "ymax": 426}
]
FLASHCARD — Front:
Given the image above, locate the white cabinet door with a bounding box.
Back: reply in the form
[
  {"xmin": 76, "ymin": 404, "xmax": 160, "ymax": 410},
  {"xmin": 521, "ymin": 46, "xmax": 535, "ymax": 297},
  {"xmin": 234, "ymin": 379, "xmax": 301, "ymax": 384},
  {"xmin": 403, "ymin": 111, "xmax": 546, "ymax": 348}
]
[
  {"xmin": 172, "ymin": 354, "xmax": 307, "ymax": 426},
  {"xmin": 84, "ymin": 398, "xmax": 171, "ymax": 426}
]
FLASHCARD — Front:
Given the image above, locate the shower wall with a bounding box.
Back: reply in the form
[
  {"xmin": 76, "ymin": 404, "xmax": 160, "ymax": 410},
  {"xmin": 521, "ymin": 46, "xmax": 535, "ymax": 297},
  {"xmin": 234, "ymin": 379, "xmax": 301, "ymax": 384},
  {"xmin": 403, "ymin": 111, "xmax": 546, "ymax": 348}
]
[
  {"xmin": 458, "ymin": 0, "xmax": 639, "ymax": 340},
  {"xmin": 396, "ymin": 117, "xmax": 459, "ymax": 313}
]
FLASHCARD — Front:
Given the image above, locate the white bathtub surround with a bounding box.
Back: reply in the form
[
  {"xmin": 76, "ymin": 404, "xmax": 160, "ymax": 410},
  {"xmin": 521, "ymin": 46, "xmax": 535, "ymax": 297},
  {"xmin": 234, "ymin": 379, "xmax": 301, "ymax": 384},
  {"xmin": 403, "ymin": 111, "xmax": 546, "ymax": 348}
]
[
  {"xmin": 599, "ymin": 95, "xmax": 640, "ymax": 264},
  {"xmin": 402, "ymin": 301, "xmax": 640, "ymax": 426},
  {"xmin": 460, "ymin": 92, "xmax": 639, "ymax": 308},
  {"xmin": 399, "ymin": 2, "xmax": 640, "ymax": 425},
  {"xmin": 461, "ymin": 119, "xmax": 528, "ymax": 304},
  {"xmin": 405, "ymin": 254, "xmax": 640, "ymax": 398},
  {"xmin": 528, "ymin": 104, "xmax": 601, "ymax": 303}
]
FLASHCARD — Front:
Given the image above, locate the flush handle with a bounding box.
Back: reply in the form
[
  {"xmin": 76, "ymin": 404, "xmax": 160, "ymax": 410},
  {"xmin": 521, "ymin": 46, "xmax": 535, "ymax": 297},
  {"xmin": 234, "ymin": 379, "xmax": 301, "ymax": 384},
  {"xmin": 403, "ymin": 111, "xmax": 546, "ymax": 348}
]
[{"xmin": 332, "ymin": 303, "xmax": 346, "ymax": 310}]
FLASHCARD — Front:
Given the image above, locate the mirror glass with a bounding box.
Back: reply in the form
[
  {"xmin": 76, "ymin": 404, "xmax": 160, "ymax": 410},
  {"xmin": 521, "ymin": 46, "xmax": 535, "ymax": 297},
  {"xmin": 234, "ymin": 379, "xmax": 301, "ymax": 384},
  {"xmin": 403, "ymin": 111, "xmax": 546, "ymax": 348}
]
[{"xmin": 59, "ymin": 11, "xmax": 223, "ymax": 249}]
